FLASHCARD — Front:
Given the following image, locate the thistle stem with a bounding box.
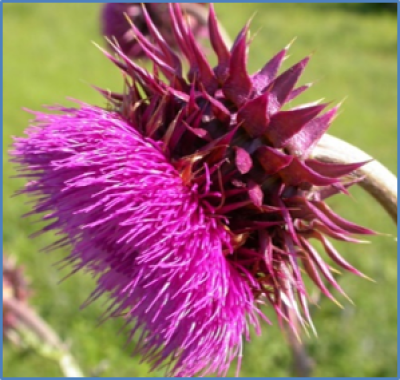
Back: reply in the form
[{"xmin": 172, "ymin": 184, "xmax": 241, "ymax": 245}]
[
  {"xmin": 285, "ymin": 309, "xmax": 314, "ymax": 377},
  {"xmin": 287, "ymin": 333, "xmax": 314, "ymax": 377},
  {"xmin": 4, "ymin": 298, "xmax": 84, "ymax": 377},
  {"xmin": 313, "ymin": 134, "xmax": 397, "ymax": 223}
]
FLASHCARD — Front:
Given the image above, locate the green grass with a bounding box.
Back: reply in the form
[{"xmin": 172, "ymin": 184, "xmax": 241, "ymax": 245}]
[{"xmin": 3, "ymin": 3, "xmax": 397, "ymax": 377}]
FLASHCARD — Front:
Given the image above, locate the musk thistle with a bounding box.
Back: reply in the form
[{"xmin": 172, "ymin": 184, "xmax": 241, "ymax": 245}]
[
  {"xmin": 101, "ymin": 3, "xmax": 209, "ymax": 59},
  {"xmin": 12, "ymin": 4, "xmax": 376, "ymax": 377}
]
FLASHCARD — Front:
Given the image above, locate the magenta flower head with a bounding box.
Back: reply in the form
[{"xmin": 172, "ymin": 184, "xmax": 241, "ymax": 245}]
[
  {"xmin": 101, "ymin": 2, "xmax": 208, "ymax": 59},
  {"xmin": 12, "ymin": 4, "xmax": 375, "ymax": 377}
]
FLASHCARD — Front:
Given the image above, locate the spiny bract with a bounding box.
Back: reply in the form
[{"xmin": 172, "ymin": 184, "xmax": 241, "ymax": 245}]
[
  {"xmin": 101, "ymin": 2, "xmax": 208, "ymax": 59},
  {"xmin": 12, "ymin": 4, "xmax": 374, "ymax": 377}
]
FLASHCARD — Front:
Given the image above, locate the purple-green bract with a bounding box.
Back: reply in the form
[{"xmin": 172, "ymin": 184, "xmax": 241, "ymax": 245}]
[{"xmin": 12, "ymin": 4, "xmax": 374, "ymax": 377}]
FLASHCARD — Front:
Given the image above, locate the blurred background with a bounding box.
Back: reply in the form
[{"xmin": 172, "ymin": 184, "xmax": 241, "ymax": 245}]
[{"xmin": 3, "ymin": 3, "xmax": 397, "ymax": 377}]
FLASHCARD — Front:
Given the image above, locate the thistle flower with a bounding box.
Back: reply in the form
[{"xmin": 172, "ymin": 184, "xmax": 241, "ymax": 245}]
[
  {"xmin": 101, "ymin": 3, "xmax": 208, "ymax": 59},
  {"xmin": 12, "ymin": 4, "xmax": 375, "ymax": 377}
]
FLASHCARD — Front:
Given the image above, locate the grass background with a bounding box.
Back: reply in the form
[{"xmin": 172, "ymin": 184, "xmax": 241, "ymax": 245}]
[{"xmin": 3, "ymin": 3, "xmax": 397, "ymax": 377}]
